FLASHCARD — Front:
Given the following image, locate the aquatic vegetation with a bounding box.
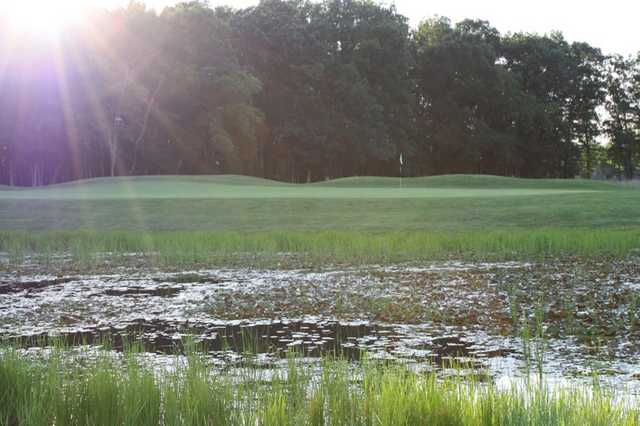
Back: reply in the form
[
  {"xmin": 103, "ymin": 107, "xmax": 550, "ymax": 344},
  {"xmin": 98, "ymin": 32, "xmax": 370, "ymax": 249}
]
[
  {"xmin": 0, "ymin": 347, "xmax": 638, "ymax": 426},
  {"xmin": 2, "ymin": 261, "xmax": 640, "ymax": 391},
  {"xmin": 1, "ymin": 228, "xmax": 639, "ymax": 270}
]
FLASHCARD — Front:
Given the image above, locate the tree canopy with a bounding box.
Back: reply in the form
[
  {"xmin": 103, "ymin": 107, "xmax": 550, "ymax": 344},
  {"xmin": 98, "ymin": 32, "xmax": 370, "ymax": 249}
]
[{"xmin": 0, "ymin": 0, "xmax": 638, "ymax": 186}]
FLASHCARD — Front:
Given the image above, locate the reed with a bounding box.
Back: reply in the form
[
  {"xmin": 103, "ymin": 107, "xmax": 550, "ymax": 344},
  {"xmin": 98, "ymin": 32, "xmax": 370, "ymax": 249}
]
[
  {"xmin": 1, "ymin": 347, "xmax": 638, "ymax": 426},
  {"xmin": 1, "ymin": 228, "xmax": 638, "ymax": 270}
]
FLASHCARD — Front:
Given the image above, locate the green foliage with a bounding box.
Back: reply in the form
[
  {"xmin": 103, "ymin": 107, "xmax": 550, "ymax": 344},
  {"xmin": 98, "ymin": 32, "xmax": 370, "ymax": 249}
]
[
  {"xmin": 603, "ymin": 55, "xmax": 640, "ymax": 179},
  {"xmin": 3, "ymin": 1, "xmax": 635, "ymax": 185},
  {"xmin": 414, "ymin": 21, "xmax": 610, "ymax": 178},
  {"xmin": 1, "ymin": 348, "xmax": 638, "ymax": 425}
]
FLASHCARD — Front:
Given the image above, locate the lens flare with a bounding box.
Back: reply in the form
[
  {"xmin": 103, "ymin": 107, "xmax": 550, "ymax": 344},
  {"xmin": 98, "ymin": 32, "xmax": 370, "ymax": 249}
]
[{"xmin": 1, "ymin": 0, "xmax": 89, "ymax": 38}]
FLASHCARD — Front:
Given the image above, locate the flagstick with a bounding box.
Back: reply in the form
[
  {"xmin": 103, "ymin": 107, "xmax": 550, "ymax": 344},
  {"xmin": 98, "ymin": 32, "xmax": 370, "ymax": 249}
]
[{"xmin": 399, "ymin": 152, "xmax": 403, "ymax": 189}]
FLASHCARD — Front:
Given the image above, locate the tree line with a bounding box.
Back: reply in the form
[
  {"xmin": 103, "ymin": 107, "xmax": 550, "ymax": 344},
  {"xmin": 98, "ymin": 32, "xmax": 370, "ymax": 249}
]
[{"xmin": 1, "ymin": 0, "xmax": 639, "ymax": 186}]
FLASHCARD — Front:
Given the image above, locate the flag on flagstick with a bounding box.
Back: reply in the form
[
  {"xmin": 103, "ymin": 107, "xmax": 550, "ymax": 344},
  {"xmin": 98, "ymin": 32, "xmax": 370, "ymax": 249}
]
[{"xmin": 399, "ymin": 152, "xmax": 403, "ymax": 188}]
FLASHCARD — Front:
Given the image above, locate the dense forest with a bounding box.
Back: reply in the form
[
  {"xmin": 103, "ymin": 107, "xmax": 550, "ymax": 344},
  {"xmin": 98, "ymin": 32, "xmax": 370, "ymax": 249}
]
[{"xmin": 0, "ymin": 0, "xmax": 639, "ymax": 186}]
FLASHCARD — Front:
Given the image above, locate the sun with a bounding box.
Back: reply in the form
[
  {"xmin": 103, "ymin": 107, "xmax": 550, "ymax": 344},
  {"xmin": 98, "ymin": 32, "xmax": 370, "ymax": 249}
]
[{"xmin": 1, "ymin": 0, "xmax": 89, "ymax": 38}]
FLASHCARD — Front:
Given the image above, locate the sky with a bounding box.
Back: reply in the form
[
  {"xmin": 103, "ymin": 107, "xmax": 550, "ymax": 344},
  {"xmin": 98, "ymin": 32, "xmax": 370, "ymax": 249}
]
[
  {"xmin": 153, "ymin": 0, "xmax": 640, "ymax": 56},
  {"xmin": 3, "ymin": 0, "xmax": 638, "ymax": 56}
]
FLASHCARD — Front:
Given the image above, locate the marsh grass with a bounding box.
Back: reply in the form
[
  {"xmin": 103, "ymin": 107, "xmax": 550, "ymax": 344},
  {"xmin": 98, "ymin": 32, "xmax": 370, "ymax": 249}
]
[
  {"xmin": 0, "ymin": 347, "xmax": 638, "ymax": 426},
  {"xmin": 1, "ymin": 228, "xmax": 639, "ymax": 270}
]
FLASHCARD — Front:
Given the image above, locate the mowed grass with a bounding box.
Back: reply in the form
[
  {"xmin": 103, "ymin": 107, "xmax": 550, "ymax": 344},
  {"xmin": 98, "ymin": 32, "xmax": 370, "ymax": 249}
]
[
  {"xmin": 0, "ymin": 174, "xmax": 610, "ymax": 201},
  {"xmin": 0, "ymin": 174, "xmax": 635, "ymax": 230},
  {"xmin": 0, "ymin": 174, "xmax": 638, "ymax": 265},
  {"xmin": 1, "ymin": 347, "xmax": 638, "ymax": 426}
]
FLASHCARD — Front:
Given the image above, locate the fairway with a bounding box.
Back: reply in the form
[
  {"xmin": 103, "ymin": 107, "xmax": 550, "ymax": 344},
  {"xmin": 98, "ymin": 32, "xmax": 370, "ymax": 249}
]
[{"xmin": 0, "ymin": 175, "xmax": 636, "ymax": 231}]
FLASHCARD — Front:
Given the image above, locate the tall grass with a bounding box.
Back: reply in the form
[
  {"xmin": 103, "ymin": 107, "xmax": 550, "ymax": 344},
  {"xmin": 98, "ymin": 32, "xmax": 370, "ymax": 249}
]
[
  {"xmin": 1, "ymin": 228, "xmax": 639, "ymax": 269},
  {"xmin": 0, "ymin": 348, "xmax": 637, "ymax": 426}
]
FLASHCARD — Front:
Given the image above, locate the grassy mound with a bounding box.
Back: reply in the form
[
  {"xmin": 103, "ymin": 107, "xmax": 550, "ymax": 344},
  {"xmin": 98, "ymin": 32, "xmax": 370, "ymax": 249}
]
[
  {"xmin": 43, "ymin": 174, "xmax": 289, "ymax": 188},
  {"xmin": 0, "ymin": 174, "xmax": 618, "ymax": 200},
  {"xmin": 315, "ymin": 174, "xmax": 623, "ymax": 190},
  {"xmin": 1, "ymin": 174, "xmax": 625, "ymax": 192}
]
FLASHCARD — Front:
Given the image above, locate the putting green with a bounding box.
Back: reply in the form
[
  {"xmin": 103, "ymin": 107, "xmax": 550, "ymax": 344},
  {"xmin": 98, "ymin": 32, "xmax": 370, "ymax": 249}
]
[{"xmin": 0, "ymin": 175, "xmax": 609, "ymax": 200}]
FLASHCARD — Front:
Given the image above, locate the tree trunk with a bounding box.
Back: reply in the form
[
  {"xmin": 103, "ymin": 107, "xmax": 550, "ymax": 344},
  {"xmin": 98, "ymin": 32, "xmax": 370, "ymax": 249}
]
[
  {"xmin": 110, "ymin": 129, "xmax": 118, "ymax": 177},
  {"xmin": 130, "ymin": 78, "xmax": 164, "ymax": 175}
]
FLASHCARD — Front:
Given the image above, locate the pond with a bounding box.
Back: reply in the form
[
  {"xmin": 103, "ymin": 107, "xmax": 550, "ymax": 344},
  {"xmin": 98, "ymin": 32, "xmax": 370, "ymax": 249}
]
[{"xmin": 1, "ymin": 259, "xmax": 640, "ymax": 393}]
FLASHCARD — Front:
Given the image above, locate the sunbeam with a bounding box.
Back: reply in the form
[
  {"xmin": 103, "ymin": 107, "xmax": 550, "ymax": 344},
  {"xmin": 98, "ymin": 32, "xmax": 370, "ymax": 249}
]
[{"xmin": 0, "ymin": 1, "xmax": 89, "ymax": 39}]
